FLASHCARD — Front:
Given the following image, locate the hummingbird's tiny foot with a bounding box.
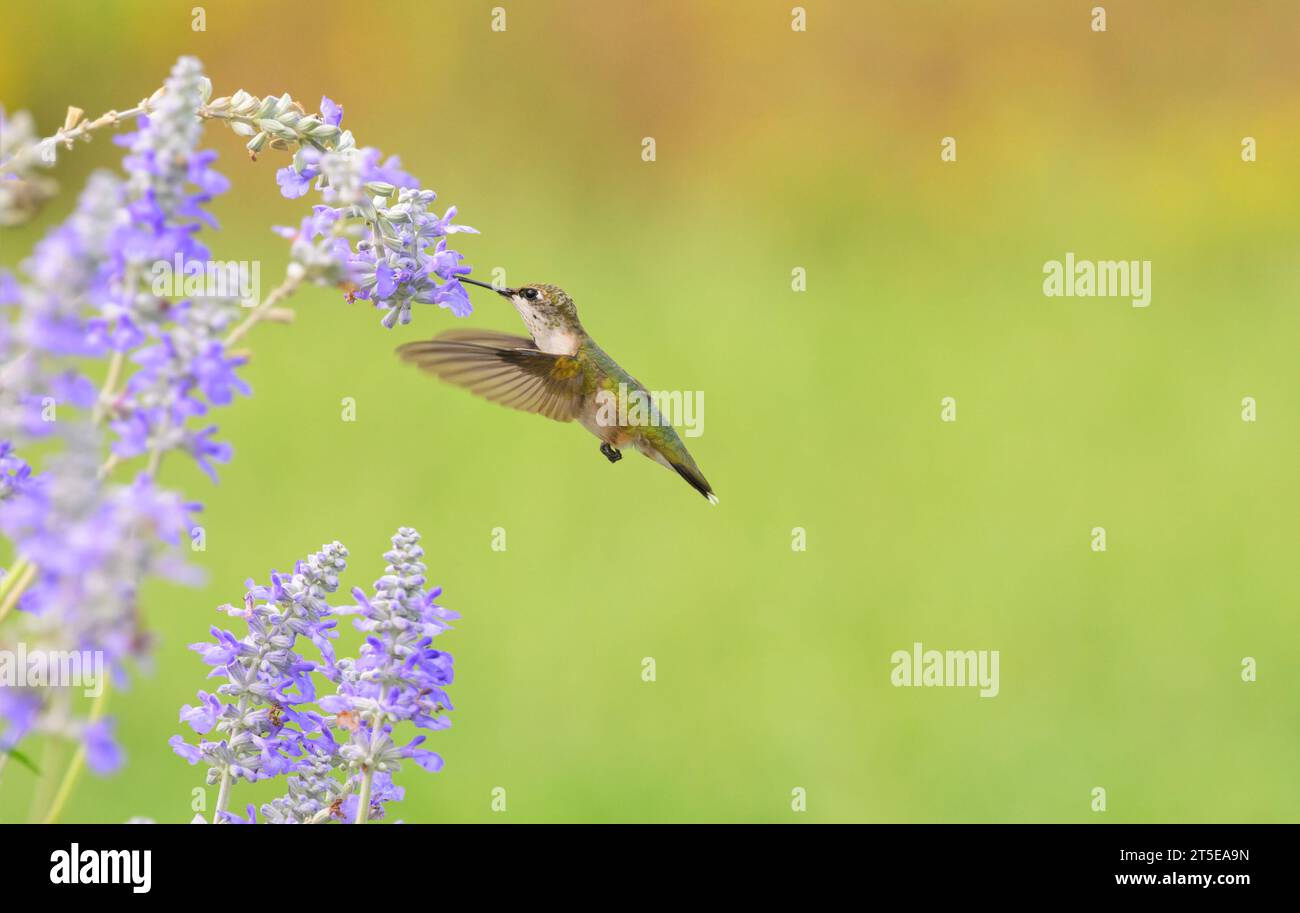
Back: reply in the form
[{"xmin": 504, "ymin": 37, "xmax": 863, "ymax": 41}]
[{"xmin": 600, "ymin": 443, "xmax": 623, "ymax": 463}]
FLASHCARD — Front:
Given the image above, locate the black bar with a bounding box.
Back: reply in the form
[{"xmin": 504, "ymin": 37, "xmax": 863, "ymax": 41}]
[{"xmin": 4, "ymin": 823, "xmax": 1281, "ymax": 896}]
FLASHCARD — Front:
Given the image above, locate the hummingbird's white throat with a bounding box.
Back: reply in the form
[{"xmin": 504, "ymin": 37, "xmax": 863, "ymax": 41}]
[{"xmin": 511, "ymin": 293, "xmax": 581, "ymax": 355}]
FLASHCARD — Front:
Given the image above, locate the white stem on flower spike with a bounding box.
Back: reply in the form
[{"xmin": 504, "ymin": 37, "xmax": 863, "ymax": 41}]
[
  {"xmin": 223, "ymin": 269, "xmax": 303, "ymax": 347},
  {"xmin": 354, "ymin": 767, "xmax": 374, "ymax": 825},
  {"xmin": 0, "ymin": 102, "xmax": 155, "ymax": 173},
  {"xmin": 212, "ymin": 694, "xmax": 248, "ymax": 824},
  {"xmin": 212, "ymin": 767, "xmax": 233, "ymax": 825},
  {"xmin": 354, "ymin": 711, "xmax": 387, "ymax": 824}
]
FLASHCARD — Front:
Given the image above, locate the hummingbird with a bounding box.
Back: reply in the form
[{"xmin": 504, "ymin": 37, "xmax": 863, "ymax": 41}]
[{"xmin": 395, "ymin": 278, "xmax": 717, "ymax": 504}]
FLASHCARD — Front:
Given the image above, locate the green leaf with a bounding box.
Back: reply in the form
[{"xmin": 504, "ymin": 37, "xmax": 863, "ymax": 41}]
[{"xmin": 0, "ymin": 746, "xmax": 39, "ymax": 775}]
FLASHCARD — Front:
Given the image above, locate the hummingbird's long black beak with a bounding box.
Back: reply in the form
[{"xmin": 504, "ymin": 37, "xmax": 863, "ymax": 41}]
[{"xmin": 459, "ymin": 276, "xmax": 514, "ymax": 298}]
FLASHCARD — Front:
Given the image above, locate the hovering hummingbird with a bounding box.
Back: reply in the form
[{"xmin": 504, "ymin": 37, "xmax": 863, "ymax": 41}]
[{"xmin": 395, "ymin": 279, "xmax": 717, "ymax": 504}]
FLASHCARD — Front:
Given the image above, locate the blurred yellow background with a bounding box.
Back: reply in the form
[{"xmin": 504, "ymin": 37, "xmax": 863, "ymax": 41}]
[{"xmin": 2, "ymin": 0, "xmax": 1299, "ymax": 822}]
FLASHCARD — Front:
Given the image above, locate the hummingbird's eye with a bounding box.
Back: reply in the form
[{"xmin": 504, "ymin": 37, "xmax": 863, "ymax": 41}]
[{"xmin": 522, "ymin": 288, "xmax": 539, "ymax": 301}]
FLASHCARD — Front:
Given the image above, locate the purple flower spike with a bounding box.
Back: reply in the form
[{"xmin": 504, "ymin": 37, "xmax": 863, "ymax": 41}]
[
  {"xmin": 170, "ymin": 530, "xmax": 459, "ymax": 824},
  {"xmin": 170, "ymin": 542, "xmax": 350, "ymax": 819},
  {"xmin": 3, "ymin": 52, "xmax": 473, "ymax": 822}
]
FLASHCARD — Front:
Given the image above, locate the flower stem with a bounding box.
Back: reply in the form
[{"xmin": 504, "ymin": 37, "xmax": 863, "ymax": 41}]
[
  {"xmin": 0, "ymin": 561, "xmax": 37, "ymax": 626},
  {"xmin": 96, "ymin": 453, "xmax": 121, "ymax": 481},
  {"xmin": 354, "ymin": 712, "xmax": 387, "ymax": 824},
  {"xmin": 0, "ymin": 102, "xmax": 152, "ymax": 174},
  {"xmin": 223, "ymin": 270, "xmax": 303, "ymax": 347},
  {"xmin": 40, "ymin": 682, "xmax": 111, "ymax": 824},
  {"xmin": 0, "ymin": 556, "xmax": 31, "ymax": 604},
  {"xmin": 92, "ymin": 348, "xmax": 125, "ymax": 425},
  {"xmin": 211, "ymin": 693, "xmax": 249, "ymax": 824},
  {"xmin": 212, "ymin": 768, "xmax": 233, "ymax": 825},
  {"xmin": 144, "ymin": 427, "xmax": 168, "ymax": 478},
  {"xmin": 27, "ymin": 737, "xmax": 63, "ymax": 822},
  {"xmin": 143, "ymin": 397, "xmax": 173, "ymax": 478},
  {"xmin": 354, "ymin": 767, "xmax": 374, "ymax": 824}
]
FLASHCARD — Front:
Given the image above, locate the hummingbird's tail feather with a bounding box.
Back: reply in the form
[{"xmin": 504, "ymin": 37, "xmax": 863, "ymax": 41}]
[{"xmin": 671, "ymin": 461, "xmax": 718, "ymax": 505}]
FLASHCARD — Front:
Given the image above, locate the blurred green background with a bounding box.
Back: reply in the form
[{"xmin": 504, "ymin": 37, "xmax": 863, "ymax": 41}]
[{"xmin": 2, "ymin": 0, "xmax": 1299, "ymax": 822}]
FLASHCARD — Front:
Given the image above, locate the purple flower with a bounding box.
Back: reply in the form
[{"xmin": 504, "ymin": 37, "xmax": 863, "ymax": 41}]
[
  {"xmin": 280, "ymin": 129, "xmax": 478, "ymax": 326},
  {"xmin": 171, "ymin": 530, "xmax": 459, "ymax": 823},
  {"xmin": 168, "ymin": 734, "xmax": 203, "ymax": 765},
  {"xmin": 179, "ymin": 690, "xmax": 222, "ymax": 734},
  {"xmin": 170, "ymin": 542, "xmax": 349, "ymax": 808},
  {"xmin": 49, "ymin": 372, "xmax": 97, "ymax": 409},
  {"xmin": 374, "ymin": 262, "xmax": 398, "ymax": 298},
  {"xmin": 276, "ymin": 165, "xmax": 316, "ymax": 199},
  {"xmin": 4, "ymin": 53, "xmax": 476, "ymax": 817},
  {"xmin": 0, "ymin": 690, "xmax": 41, "ymax": 751},
  {"xmin": 187, "ymin": 150, "xmax": 231, "ymax": 199},
  {"xmin": 0, "ymin": 442, "xmax": 38, "ymax": 502},
  {"xmin": 400, "ymin": 736, "xmax": 444, "ymax": 772},
  {"xmin": 0, "ymin": 445, "xmax": 199, "ymax": 777},
  {"xmin": 185, "ymin": 425, "xmax": 232, "ymax": 482},
  {"xmin": 84, "ymin": 719, "xmax": 125, "ymax": 776},
  {"xmin": 305, "ymin": 205, "xmax": 341, "ymax": 239},
  {"xmin": 326, "ymin": 528, "xmax": 457, "ymax": 820},
  {"xmin": 189, "ymin": 342, "xmax": 250, "ymax": 406},
  {"xmin": 0, "ymin": 269, "xmax": 21, "ymax": 305},
  {"xmin": 107, "ymin": 298, "xmax": 248, "ymax": 482},
  {"xmin": 357, "ymin": 149, "xmax": 417, "ymax": 190},
  {"xmin": 217, "ymin": 804, "xmax": 258, "ymax": 824},
  {"xmin": 320, "ymin": 96, "xmax": 343, "ymax": 127},
  {"xmin": 341, "ymin": 770, "xmax": 403, "ymax": 822}
]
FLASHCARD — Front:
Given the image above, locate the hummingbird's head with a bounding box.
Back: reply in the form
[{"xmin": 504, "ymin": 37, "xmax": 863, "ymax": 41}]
[
  {"xmin": 508, "ymin": 283, "xmax": 576, "ymax": 320},
  {"xmin": 459, "ymin": 277, "xmax": 584, "ymax": 352}
]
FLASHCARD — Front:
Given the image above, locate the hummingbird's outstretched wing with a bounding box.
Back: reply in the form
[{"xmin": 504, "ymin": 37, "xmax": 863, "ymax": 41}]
[{"xmin": 396, "ymin": 329, "xmax": 585, "ymax": 422}]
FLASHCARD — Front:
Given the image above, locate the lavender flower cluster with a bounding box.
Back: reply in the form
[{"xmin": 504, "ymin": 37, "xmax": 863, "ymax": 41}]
[
  {"xmin": 267, "ymin": 97, "xmax": 478, "ymax": 326},
  {"xmin": 0, "ymin": 55, "xmax": 479, "ymax": 817},
  {"xmin": 1, "ymin": 58, "xmax": 232, "ymax": 780},
  {"xmin": 170, "ymin": 528, "xmax": 457, "ymax": 824}
]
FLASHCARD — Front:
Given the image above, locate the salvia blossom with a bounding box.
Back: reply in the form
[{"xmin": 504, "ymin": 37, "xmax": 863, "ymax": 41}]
[
  {"xmin": 169, "ymin": 541, "xmax": 347, "ymax": 819},
  {"xmin": 0, "ymin": 54, "xmax": 480, "ymax": 821},
  {"xmin": 104, "ymin": 56, "xmax": 246, "ymax": 478},
  {"xmin": 0, "ymin": 429, "xmax": 198, "ymax": 776},
  {"xmin": 170, "ymin": 529, "xmax": 457, "ymax": 824},
  {"xmin": 268, "ymin": 98, "xmax": 478, "ymax": 326},
  {"xmin": 0, "ymin": 170, "xmax": 120, "ymax": 440},
  {"xmin": 0, "ymin": 58, "xmax": 240, "ymax": 787},
  {"xmin": 197, "ymin": 85, "xmax": 480, "ymax": 324},
  {"xmin": 0, "ymin": 442, "xmax": 36, "ymax": 502},
  {"xmin": 328, "ymin": 528, "xmax": 457, "ymax": 765},
  {"xmin": 108, "ymin": 296, "xmax": 248, "ymax": 481},
  {"xmin": 0, "ymin": 168, "xmax": 202, "ymax": 778},
  {"xmin": 272, "ymin": 205, "xmax": 356, "ymax": 289}
]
